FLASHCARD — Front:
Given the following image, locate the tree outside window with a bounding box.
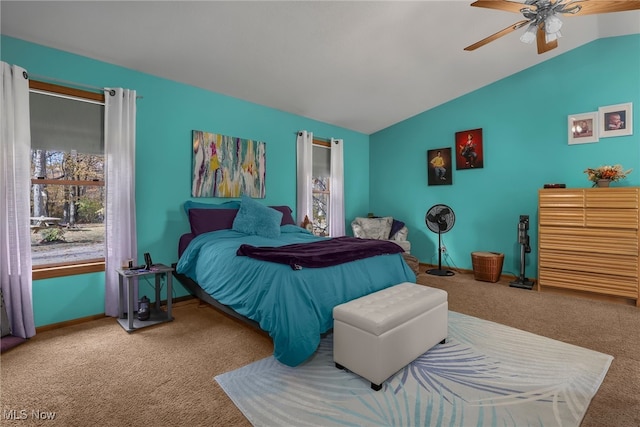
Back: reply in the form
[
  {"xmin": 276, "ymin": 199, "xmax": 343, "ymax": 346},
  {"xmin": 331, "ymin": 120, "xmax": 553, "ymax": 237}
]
[
  {"xmin": 312, "ymin": 176, "xmax": 329, "ymax": 236},
  {"xmin": 312, "ymin": 142, "xmax": 331, "ymax": 236},
  {"xmin": 30, "ymin": 150, "xmax": 105, "ymax": 266},
  {"xmin": 29, "ymin": 81, "xmax": 106, "ymax": 277}
]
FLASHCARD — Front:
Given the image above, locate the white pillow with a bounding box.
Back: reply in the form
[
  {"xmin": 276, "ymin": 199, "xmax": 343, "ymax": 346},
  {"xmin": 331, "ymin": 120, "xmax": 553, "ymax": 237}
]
[{"xmin": 359, "ymin": 216, "xmax": 393, "ymax": 240}]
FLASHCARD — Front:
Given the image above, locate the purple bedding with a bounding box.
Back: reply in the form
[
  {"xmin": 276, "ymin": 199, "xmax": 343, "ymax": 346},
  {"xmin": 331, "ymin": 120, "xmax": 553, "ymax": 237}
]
[{"xmin": 236, "ymin": 236, "xmax": 404, "ymax": 269}]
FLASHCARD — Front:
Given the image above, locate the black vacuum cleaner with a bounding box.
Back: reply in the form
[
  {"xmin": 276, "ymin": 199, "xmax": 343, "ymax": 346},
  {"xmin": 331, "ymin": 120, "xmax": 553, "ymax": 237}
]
[{"xmin": 510, "ymin": 215, "xmax": 535, "ymax": 290}]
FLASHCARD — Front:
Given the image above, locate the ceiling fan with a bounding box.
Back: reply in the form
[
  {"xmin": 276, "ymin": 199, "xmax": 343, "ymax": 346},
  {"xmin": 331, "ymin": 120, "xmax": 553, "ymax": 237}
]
[{"xmin": 464, "ymin": 0, "xmax": 640, "ymax": 54}]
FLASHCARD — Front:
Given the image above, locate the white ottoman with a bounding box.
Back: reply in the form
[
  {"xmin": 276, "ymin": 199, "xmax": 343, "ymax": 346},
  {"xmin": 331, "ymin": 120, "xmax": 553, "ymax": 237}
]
[{"xmin": 333, "ymin": 282, "xmax": 448, "ymax": 391}]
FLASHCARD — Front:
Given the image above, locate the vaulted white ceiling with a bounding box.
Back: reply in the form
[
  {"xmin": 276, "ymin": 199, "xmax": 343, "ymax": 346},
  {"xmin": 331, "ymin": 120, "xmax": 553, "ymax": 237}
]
[{"xmin": 2, "ymin": 1, "xmax": 639, "ymax": 134}]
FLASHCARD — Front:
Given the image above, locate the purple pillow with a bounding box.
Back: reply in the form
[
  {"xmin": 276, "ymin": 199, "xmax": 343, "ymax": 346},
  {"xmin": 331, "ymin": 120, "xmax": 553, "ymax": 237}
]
[
  {"xmin": 187, "ymin": 205, "xmax": 296, "ymax": 236},
  {"xmin": 183, "ymin": 200, "xmax": 240, "ymax": 214},
  {"xmin": 188, "ymin": 208, "xmax": 238, "ymax": 236},
  {"xmin": 270, "ymin": 206, "xmax": 296, "ymax": 226},
  {"xmin": 389, "ymin": 219, "xmax": 405, "ymax": 239}
]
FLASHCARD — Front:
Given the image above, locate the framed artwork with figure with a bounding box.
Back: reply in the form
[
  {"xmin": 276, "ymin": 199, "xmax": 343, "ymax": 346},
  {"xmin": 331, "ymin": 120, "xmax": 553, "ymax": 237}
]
[
  {"xmin": 455, "ymin": 128, "xmax": 484, "ymax": 170},
  {"xmin": 427, "ymin": 147, "xmax": 452, "ymax": 186},
  {"xmin": 599, "ymin": 103, "xmax": 633, "ymax": 138},
  {"xmin": 568, "ymin": 111, "xmax": 598, "ymax": 144}
]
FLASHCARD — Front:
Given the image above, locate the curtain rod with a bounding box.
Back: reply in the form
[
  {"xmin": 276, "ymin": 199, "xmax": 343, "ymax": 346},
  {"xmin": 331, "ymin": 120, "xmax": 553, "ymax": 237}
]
[
  {"xmin": 294, "ymin": 132, "xmax": 332, "ymax": 142},
  {"xmin": 28, "ymin": 73, "xmax": 143, "ymax": 99}
]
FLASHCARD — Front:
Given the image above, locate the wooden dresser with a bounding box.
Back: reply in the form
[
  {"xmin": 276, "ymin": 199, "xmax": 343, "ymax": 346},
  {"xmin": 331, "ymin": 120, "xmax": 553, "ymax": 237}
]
[{"xmin": 538, "ymin": 187, "xmax": 639, "ymax": 306}]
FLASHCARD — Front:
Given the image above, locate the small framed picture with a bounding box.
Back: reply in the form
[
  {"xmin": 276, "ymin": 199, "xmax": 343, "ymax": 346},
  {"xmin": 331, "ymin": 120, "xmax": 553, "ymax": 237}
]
[
  {"xmin": 455, "ymin": 128, "xmax": 484, "ymax": 169},
  {"xmin": 427, "ymin": 147, "xmax": 452, "ymax": 186},
  {"xmin": 568, "ymin": 112, "xmax": 598, "ymax": 144},
  {"xmin": 599, "ymin": 102, "xmax": 633, "ymax": 138}
]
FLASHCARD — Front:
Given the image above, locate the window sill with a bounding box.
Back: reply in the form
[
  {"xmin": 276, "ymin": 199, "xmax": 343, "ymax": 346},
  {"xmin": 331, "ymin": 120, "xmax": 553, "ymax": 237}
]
[{"xmin": 32, "ymin": 259, "xmax": 105, "ymax": 280}]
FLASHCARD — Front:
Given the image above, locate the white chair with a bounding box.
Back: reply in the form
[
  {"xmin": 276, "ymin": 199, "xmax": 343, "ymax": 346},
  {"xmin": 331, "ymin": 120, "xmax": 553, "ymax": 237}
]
[{"xmin": 351, "ymin": 216, "xmax": 411, "ymax": 254}]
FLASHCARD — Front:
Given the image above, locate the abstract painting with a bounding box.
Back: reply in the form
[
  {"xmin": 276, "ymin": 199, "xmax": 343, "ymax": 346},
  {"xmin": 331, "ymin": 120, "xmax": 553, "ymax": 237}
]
[{"xmin": 192, "ymin": 130, "xmax": 266, "ymax": 198}]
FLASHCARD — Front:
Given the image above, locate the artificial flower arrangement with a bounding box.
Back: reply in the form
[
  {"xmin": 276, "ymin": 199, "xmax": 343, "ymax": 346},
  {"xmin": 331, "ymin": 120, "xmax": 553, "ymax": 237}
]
[{"xmin": 584, "ymin": 164, "xmax": 632, "ymax": 185}]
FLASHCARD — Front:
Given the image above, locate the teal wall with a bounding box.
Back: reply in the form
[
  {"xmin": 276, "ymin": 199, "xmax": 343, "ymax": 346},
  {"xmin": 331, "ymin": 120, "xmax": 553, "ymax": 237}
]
[
  {"xmin": 1, "ymin": 35, "xmax": 370, "ymax": 327},
  {"xmin": 370, "ymin": 34, "xmax": 640, "ymax": 278},
  {"xmin": 31, "ymin": 273, "xmax": 105, "ymax": 327},
  {"xmin": 3, "ymin": 34, "xmax": 638, "ymax": 326}
]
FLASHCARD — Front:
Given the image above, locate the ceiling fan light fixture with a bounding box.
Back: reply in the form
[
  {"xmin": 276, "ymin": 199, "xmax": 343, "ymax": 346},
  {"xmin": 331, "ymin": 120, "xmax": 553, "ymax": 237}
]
[
  {"xmin": 519, "ymin": 24, "xmax": 537, "ymax": 44},
  {"xmin": 545, "ymin": 30, "xmax": 562, "ymax": 43},
  {"xmin": 467, "ymin": 0, "xmax": 640, "ymax": 55},
  {"xmin": 544, "ymin": 14, "xmax": 563, "ymax": 33}
]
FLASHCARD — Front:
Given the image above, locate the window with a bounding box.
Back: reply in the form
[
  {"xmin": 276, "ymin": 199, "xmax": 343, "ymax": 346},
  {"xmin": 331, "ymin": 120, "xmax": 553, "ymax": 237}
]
[
  {"xmin": 312, "ymin": 139, "xmax": 331, "ymax": 236},
  {"xmin": 29, "ymin": 81, "xmax": 106, "ymax": 279}
]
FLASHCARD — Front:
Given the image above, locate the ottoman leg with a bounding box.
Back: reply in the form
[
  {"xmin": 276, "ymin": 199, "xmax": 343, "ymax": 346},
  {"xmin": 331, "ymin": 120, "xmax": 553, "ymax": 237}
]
[
  {"xmin": 371, "ymin": 382, "xmax": 382, "ymax": 391},
  {"xmin": 440, "ymin": 338, "xmax": 446, "ymax": 344},
  {"xmin": 335, "ymin": 362, "xmax": 345, "ymax": 370}
]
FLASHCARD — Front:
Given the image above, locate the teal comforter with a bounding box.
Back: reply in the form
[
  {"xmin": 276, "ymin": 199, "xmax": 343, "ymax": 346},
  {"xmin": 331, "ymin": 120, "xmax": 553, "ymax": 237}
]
[{"xmin": 176, "ymin": 225, "xmax": 416, "ymax": 366}]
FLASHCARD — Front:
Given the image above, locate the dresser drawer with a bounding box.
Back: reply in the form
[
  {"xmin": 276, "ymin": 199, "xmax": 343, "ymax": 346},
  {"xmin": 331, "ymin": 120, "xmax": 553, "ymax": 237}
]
[
  {"xmin": 539, "ymin": 189, "xmax": 584, "ymax": 208},
  {"xmin": 539, "ymin": 209, "xmax": 584, "ymax": 227},
  {"xmin": 586, "ymin": 187, "xmax": 639, "ymax": 209},
  {"xmin": 585, "ymin": 208, "xmax": 638, "ymax": 229},
  {"xmin": 539, "ymin": 250, "xmax": 638, "ymax": 278},
  {"xmin": 539, "ymin": 268, "xmax": 638, "ymax": 299},
  {"xmin": 539, "ymin": 226, "xmax": 639, "ymax": 256}
]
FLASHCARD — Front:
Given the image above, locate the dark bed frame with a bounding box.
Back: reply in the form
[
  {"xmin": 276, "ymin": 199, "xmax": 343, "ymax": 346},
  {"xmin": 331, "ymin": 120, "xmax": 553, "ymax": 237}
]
[{"xmin": 171, "ymin": 263, "xmax": 262, "ymax": 331}]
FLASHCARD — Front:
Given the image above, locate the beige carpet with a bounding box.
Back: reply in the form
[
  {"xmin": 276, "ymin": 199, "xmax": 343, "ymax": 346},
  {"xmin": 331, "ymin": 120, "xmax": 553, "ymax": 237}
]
[{"xmin": 1, "ymin": 270, "xmax": 639, "ymax": 427}]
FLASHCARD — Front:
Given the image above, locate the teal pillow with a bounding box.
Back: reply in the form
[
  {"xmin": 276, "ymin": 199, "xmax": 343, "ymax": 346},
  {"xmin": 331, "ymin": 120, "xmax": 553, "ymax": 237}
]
[
  {"xmin": 232, "ymin": 195, "xmax": 283, "ymax": 238},
  {"xmin": 183, "ymin": 200, "xmax": 240, "ymax": 214}
]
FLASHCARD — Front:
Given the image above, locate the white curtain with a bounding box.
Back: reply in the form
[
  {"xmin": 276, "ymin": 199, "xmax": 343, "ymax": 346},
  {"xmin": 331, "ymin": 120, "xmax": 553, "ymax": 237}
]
[
  {"xmin": 104, "ymin": 88, "xmax": 137, "ymax": 317},
  {"xmin": 329, "ymin": 138, "xmax": 345, "ymax": 236},
  {"xmin": 296, "ymin": 130, "xmax": 313, "ymax": 225},
  {"xmin": 0, "ymin": 62, "xmax": 36, "ymax": 338}
]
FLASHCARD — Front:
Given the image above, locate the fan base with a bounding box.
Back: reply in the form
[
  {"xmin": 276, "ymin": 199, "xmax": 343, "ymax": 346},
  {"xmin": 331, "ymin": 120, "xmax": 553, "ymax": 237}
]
[{"xmin": 427, "ymin": 268, "xmax": 455, "ymax": 277}]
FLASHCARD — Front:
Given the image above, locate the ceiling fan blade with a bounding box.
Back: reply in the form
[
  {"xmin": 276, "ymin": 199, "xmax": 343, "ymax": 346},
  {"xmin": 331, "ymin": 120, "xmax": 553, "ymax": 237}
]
[
  {"xmin": 464, "ymin": 19, "xmax": 530, "ymax": 51},
  {"xmin": 536, "ymin": 24, "xmax": 559, "ymax": 54},
  {"xmin": 470, "ymin": 0, "xmax": 535, "ymax": 14},
  {"xmin": 567, "ymin": 0, "xmax": 640, "ymax": 16}
]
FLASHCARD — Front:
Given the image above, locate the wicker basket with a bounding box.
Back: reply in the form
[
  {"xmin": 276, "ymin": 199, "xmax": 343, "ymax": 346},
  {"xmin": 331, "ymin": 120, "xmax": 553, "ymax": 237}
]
[{"xmin": 471, "ymin": 251, "xmax": 504, "ymax": 283}]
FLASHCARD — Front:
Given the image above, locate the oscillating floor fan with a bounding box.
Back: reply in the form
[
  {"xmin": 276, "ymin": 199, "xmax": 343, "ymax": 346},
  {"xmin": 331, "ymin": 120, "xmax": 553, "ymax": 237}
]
[{"xmin": 425, "ymin": 204, "xmax": 456, "ymax": 276}]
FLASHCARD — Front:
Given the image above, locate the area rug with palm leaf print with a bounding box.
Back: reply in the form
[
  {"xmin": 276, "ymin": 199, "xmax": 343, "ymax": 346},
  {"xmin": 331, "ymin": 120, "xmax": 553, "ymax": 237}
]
[{"xmin": 215, "ymin": 311, "xmax": 613, "ymax": 427}]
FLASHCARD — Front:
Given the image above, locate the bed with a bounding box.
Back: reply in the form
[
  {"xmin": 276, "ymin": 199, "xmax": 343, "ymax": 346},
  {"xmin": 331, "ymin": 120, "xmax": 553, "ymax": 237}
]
[{"xmin": 173, "ymin": 196, "xmax": 416, "ymax": 367}]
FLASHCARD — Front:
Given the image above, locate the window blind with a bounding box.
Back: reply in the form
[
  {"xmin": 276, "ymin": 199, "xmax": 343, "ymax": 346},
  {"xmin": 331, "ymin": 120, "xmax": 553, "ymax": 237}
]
[
  {"xmin": 312, "ymin": 144, "xmax": 330, "ymax": 177},
  {"xmin": 29, "ymin": 91, "xmax": 104, "ymax": 154}
]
